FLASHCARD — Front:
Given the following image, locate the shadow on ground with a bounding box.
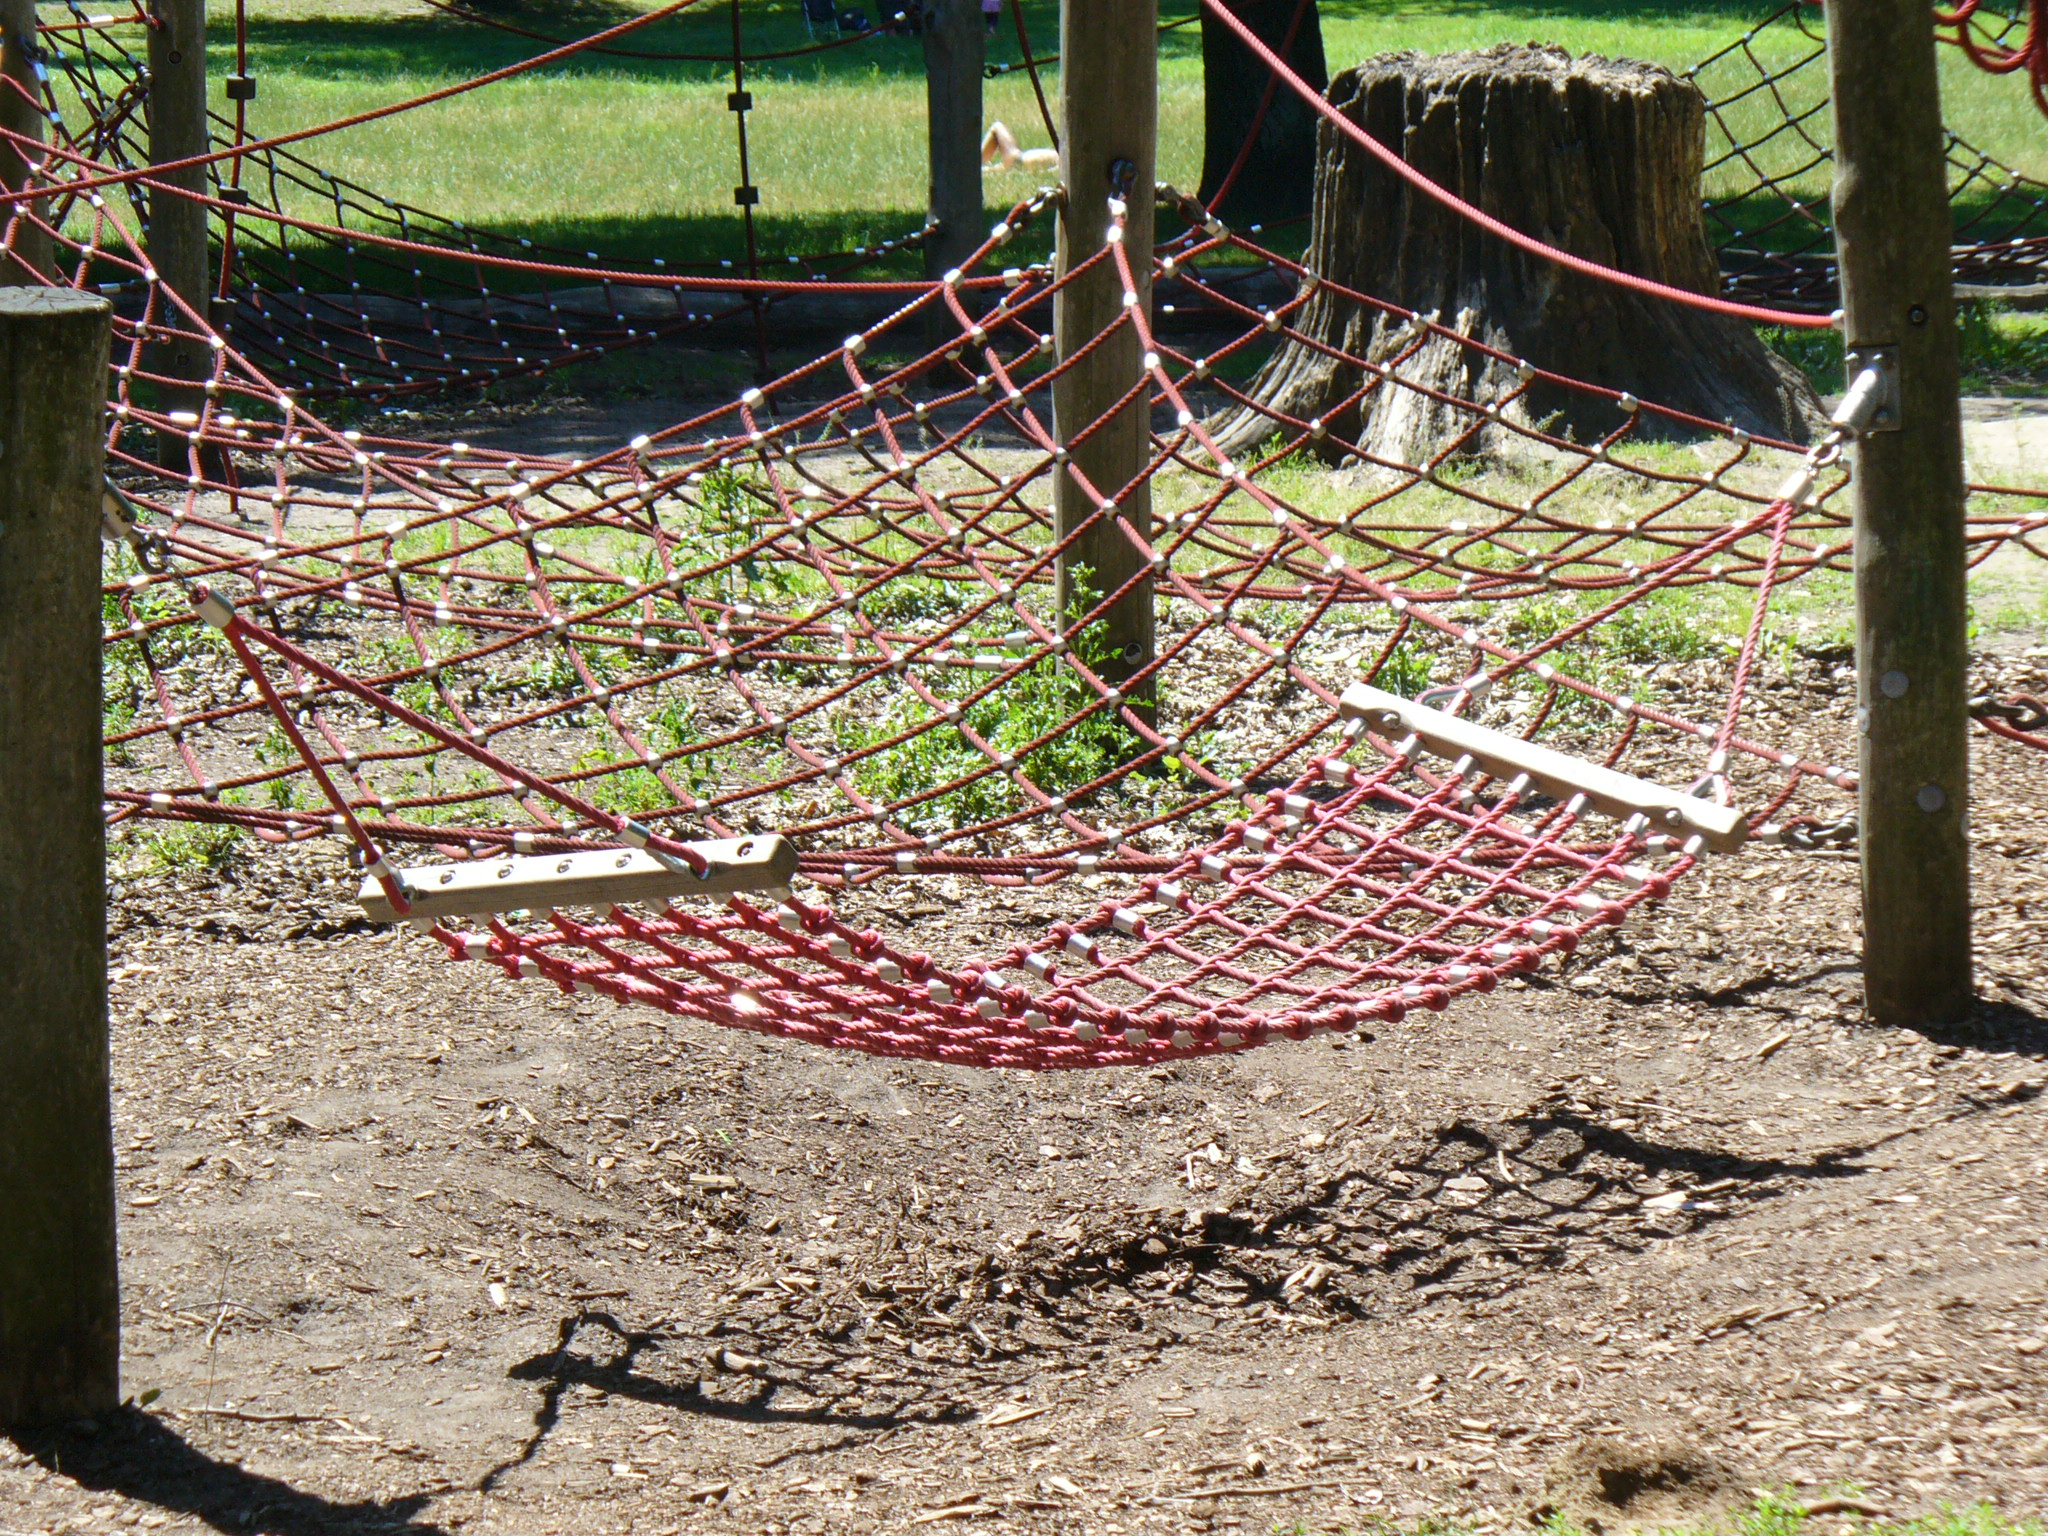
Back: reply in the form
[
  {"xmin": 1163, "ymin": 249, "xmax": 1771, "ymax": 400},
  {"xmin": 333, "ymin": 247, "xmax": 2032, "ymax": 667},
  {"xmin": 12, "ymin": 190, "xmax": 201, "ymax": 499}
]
[{"xmin": 9, "ymin": 1410, "xmax": 452, "ymax": 1536}]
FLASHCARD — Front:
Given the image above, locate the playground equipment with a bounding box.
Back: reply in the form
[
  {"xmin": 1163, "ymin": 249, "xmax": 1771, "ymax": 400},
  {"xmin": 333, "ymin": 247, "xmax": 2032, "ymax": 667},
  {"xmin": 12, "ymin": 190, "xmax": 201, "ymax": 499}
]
[{"xmin": 0, "ymin": 0, "xmax": 2044, "ymax": 1425}]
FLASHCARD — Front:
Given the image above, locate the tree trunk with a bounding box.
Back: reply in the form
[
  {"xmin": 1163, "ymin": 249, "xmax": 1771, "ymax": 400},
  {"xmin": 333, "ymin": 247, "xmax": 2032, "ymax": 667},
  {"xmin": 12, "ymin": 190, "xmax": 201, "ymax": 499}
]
[
  {"xmin": 1197, "ymin": 0, "xmax": 1326, "ymax": 230},
  {"xmin": 1214, "ymin": 46, "xmax": 1823, "ymax": 463},
  {"xmin": 923, "ymin": 0, "xmax": 984, "ymax": 284}
]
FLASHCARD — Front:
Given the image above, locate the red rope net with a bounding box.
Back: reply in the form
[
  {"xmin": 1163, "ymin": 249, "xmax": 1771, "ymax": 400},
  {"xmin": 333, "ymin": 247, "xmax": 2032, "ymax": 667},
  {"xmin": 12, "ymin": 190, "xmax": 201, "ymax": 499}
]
[
  {"xmin": 1, "ymin": 2, "xmax": 2043, "ymax": 1070},
  {"xmin": 1937, "ymin": 0, "xmax": 2048, "ymax": 117}
]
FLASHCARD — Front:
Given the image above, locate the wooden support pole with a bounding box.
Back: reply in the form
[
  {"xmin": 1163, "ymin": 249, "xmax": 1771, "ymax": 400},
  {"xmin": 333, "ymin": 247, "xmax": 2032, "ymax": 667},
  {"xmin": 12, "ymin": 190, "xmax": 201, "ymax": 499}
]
[
  {"xmin": 922, "ymin": 0, "xmax": 985, "ymax": 284},
  {"xmin": 146, "ymin": 0, "xmax": 211, "ymax": 469},
  {"xmin": 1827, "ymin": 0, "xmax": 1973, "ymax": 1024},
  {"xmin": 1052, "ymin": 0, "xmax": 1157, "ymax": 700},
  {"xmin": 0, "ymin": 0, "xmax": 53, "ymax": 283},
  {"xmin": 0, "ymin": 287, "xmax": 120, "ymax": 1427}
]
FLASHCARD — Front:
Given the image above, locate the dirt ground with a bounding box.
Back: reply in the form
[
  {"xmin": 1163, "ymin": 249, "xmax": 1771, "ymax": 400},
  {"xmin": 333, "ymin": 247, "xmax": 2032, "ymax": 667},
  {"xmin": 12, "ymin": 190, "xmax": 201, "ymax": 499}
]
[
  {"xmin": 8, "ymin": 365, "xmax": 2048, "ymax": 1535},
  {"xmin": 2, "ymin": 640, "xmax": 2044, "ymax": 1536}
]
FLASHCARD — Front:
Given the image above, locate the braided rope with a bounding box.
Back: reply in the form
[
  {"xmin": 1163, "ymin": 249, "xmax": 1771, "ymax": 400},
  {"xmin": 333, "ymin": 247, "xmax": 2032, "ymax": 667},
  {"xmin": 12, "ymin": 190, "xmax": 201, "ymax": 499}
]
[{"xmin": 6, "ymin": 0, "xmax": 2040, "ymax": 1071}]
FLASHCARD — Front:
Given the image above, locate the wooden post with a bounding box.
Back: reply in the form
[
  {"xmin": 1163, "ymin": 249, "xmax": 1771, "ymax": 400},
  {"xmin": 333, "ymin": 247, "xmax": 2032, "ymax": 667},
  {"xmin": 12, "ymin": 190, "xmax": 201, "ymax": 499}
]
[
  {"xmin": 146, "ymin": 0, "xmax": 211, "ymax": 470},
  {"xmin": 1827, "ymin": 0, "xmax": 1973, "ymax": 1024},
  {"xmin": 1052, "ymin": 0, "xmax": 1157, "ymax": 699},
  {"xmin": 922, "ymin": 0, "xmax": 985, "ymax": 284},
  {"xmin": 0, "ymin": 0, "xmax": 53, "ymax": 282},
  {"xmin": 0, "ymin": 287, "xmax": 120, "ymax": 1427}
]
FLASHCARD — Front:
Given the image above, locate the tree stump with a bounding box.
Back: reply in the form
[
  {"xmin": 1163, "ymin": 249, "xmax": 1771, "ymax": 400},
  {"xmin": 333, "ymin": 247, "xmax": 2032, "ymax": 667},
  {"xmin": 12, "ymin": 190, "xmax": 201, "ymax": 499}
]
[{"xmin": 1213, "ymin": 47, "xmax": 1823, "ymax": 462}]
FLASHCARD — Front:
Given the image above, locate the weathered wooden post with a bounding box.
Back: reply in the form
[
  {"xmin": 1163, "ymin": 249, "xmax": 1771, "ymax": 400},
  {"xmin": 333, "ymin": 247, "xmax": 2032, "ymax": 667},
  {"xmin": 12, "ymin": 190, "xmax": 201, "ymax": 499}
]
[
  {"xmin": 922, "ymin": 0, "xmax": 985, "ymax": 285},
  {"xmin": 0, "ymin": 288, "xmax": 121, "ymax": 1426},
  {"xmin": 0, "ymin": 0, "xmax": 54, "ymax": 282},
  {"xmin": 146, "ymin": 0, "xmax": 211, "ymax": 470},
  {"xmin": 1052, "ymin": 0, "xmax": 1157, "ymax": 699},
  {"xmin": 1827, "ymin": 0, "xmax": 1973, "ymax": 1025}
]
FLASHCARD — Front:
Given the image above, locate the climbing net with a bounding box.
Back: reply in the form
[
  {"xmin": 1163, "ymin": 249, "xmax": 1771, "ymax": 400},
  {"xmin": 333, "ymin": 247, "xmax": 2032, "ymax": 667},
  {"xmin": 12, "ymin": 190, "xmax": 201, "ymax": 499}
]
[
  {"xmin": 4, "ymin": 3, "xmax": 2045, "ymax": 1069},
  {"xmin": 32, "ymin": 0, "xmax": 941, "ymax": 401},
  {"xmin": 1938, "ymin": 0, "xmax": 2048, "ymax": 118},
  {"xmin": 1698, "ymin": 0, "xmax": 2048, "ymax": 308},
  {"xmin": 20, "ymin": 0, "xmax": 2048, "ymax": 410}
]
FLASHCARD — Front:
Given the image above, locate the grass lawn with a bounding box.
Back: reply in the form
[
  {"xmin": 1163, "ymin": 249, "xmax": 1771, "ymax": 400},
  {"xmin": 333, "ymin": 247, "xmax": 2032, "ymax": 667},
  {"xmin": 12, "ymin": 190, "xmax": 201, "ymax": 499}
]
[
  {"xmin": 41, "ymin": 0, "xmax": 2048, "ymax": 393},
  {"xmin": 45, "ymin": 0, "xmax": 2048, "ymax": 270}
]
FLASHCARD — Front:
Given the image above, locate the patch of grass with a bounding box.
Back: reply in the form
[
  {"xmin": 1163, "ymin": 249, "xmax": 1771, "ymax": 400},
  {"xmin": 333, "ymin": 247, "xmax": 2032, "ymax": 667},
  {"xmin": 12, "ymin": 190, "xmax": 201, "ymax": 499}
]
[
  {"xmin": 828, "ymin": 570, "xmax": 1185, "ymax": 834},
  {"xmin": 835, "ymin": 641, "xmax": 1145, "ymax": 837},
  {"xmin": 1767, "ymin": 302, "xmax": 2048, "ymax": 396},
  {"xmin": 103, "ymin": 543, "xmax": 229, "ymax": 761},
  {"xmin": 1294, "ymin": 1495, "xmax": 2043, "ymax": 1536},
  {"xmin": 1960, "ymin": 300, "xmax": 2048, "ymax": 393},
  {"xmin": 1761, "ymin": 324, "xmax": 1845, "ymax": 396},
  {"xmin": 137, "ymin": 820, "xmax": 247, "ymax": 874}
]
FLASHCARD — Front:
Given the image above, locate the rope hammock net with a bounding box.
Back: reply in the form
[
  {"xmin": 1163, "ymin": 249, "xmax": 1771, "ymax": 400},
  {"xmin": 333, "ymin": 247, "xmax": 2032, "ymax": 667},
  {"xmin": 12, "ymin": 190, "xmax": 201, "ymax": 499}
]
[{"xmin": 1, "ymin": 0, "xmax": 2043, "ymax": 1070}]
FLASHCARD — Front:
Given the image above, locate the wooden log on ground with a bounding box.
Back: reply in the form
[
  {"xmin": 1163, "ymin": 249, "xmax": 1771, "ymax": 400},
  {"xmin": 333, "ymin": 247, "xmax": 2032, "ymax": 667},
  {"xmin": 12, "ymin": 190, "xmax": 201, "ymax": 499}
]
[{"xmin": 1213, "ymin": 46, "xmax": 1823, "ymax": 463}]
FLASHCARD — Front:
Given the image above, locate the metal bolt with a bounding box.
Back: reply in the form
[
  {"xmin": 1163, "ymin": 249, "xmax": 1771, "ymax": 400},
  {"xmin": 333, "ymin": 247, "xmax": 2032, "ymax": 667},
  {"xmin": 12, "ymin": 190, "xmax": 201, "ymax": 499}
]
[
  {"xmin": 1916, "ymin": 784, "xmax": 1946, "ymax": 813},
  {"xmin": 1879, "ymin": 670, "xmax": 1909, "ymax": 698}
]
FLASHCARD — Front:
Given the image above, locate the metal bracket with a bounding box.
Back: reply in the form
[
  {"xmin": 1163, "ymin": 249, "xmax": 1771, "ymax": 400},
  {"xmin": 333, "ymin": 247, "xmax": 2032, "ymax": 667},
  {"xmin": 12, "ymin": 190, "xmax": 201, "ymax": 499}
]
[
  {"xmin": 1836, "ymin": 346, "xmax": 1901, "ymax": 434},
  {"xmin": 1338, "ymin": 683, "xmax": 1750, "ymax": 853},
  {"xmin": 357, "ymin": 834, "xmax": 799, "ymax": 924}
]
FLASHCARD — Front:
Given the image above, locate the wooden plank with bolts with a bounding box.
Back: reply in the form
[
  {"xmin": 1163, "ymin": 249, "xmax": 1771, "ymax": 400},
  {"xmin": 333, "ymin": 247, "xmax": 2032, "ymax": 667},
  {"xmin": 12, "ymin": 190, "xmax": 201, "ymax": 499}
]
[
  {"xmin": 1827, "ymin": 0, "xmax": 1973, "ymax": 1024},
  {"xmin": 1339, "ymin": 683, "xmax": 1750, "ymax": 853},
  {"xmin": 1052, "ymin": 0, "xmax": 1158, "ymax": 703},
  {"xmin": 0, "ymin": 0, "xmax": 53, "ymax": 281},
  {"xmin": 146, "ymin": 0, "xmax": 212, "ymax": 469},
  {"xmin": 358, "ymin": 835, "xmax": 800, "ymax": 924},
  {"xmin": 0, "ymin": 288, "xmax": 121, "ymax": 1426}
]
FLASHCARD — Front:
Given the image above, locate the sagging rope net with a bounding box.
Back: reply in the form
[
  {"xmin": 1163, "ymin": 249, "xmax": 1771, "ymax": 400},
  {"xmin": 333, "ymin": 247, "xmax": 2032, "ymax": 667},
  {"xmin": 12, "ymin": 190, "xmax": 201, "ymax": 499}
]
[
  {"xmin": 1699, "ymin": 0, "xmax": 2048, "ymax": 308},
  {"xmin": 1, "ymin": 3, "xmax": 2043, "ymax": 1070},
  {"xmin": 15, "ymin": 0, "xmax": 2048, "ymax": 409}
]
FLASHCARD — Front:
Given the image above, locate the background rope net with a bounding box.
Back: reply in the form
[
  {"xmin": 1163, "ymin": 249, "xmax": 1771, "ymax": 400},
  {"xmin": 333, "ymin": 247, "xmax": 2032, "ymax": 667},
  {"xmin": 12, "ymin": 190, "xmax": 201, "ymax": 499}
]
[
  {"xmin": 1698, "ymin": 0, "xmax": 2048, "ymax": 308},
  {"xmin": 21, "ymin": 0, "xmax": 2048, "ymax": 406},
  {"xmin": 1, "ymin": 1, "xmax": 2042, "ymax": 1069},
  {"xmin": 34, "ymin": 0, "xmax": 938, "ymax": 401}
]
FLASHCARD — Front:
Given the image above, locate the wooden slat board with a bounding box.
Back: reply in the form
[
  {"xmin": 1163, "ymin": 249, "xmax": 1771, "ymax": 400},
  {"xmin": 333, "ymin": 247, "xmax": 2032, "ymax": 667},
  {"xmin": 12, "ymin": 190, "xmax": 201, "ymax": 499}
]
[{"xmin": 359, "ymin": 835, "xmax": 798, "ymax": 923}]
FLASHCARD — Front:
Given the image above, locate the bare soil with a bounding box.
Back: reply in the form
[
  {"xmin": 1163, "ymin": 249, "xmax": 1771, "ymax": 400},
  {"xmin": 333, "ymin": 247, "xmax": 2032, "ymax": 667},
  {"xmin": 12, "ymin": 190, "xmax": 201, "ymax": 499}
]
[
  {"xmin": 9, "ymin": 371, "xmax": 2048, "ymax": 1535},
  {"xmin": 3, "ymin": 651, "xmax": 2046, "ymax": 1536}
]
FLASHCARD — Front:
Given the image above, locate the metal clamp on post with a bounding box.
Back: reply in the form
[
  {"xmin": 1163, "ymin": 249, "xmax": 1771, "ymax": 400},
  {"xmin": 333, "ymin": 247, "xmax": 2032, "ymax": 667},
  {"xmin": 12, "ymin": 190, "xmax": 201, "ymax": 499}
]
[
  {"xmin": 102, "ymin": 479, "xmax": 169, "ymax": 572},
  {"xmin": 100, "ymin": 480, "xmax": 138, "ymax": 544},
  {"xmin": 1833, "ymin": 347, "xmax": 1900, "ymax": 435},
  {"xmin": 356, "ymin": 834, "xmax": 800, "ymax": 924},
  {"xmin": 1338, "ymin": 683, "xmax": 1751, "ymax": 853}
]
